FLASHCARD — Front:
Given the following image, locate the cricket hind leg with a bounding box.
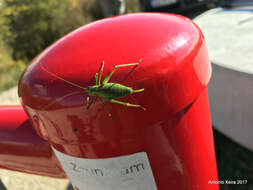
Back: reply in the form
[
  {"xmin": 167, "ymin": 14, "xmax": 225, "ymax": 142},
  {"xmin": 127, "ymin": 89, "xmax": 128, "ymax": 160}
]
[
  {"xmin": 120, "ymin": 58, "xmax": 143, "ymax": 83},
  {"xmin": 107, "ymin": 99, "xmax": 146, "ymax": 110},
  {"xmin": 102, "ymin": 59, "xmax": 142, "ymax": 84}
]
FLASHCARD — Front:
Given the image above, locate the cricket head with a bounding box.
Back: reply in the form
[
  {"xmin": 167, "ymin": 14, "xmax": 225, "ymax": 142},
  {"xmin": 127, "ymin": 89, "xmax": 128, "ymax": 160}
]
[
  {"xmin": 85, "ymin": 86, "xmax": 91, "ymax": 94},
  {"xmin": 85, "ymin": 86, "xmax": 96, "ymax": 96}
]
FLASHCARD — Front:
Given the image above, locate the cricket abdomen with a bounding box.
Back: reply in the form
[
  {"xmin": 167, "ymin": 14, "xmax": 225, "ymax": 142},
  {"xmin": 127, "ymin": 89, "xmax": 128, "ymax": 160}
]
[{"xmin": 86, "ymin": 83, "xmax": 133, "ymax": 99}]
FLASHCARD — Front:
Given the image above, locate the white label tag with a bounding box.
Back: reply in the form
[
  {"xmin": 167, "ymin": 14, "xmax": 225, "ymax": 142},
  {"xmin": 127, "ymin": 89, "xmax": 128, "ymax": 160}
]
[{"xmin": 52, "ymin": 147, "xmax": 158, "ymax": 190}]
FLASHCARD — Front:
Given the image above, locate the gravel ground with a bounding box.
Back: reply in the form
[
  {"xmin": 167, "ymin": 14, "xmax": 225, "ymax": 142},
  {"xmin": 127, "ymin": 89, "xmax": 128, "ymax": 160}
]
[
  {"xmin": 0, "ymin": 86, "xmax": 72, "ymax": 190},
  {"xmin": 0, "ymin": 87, "xmax": 20, "ymax": 105},
  {"xmin": 0, "ymin": 169, "xmax": 70, "ymax": 190}
]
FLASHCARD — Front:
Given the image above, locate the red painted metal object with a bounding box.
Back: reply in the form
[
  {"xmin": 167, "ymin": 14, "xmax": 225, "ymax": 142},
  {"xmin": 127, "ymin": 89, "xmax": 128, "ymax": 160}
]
[
  {"xmin": 1, "ymin": 13, "xmax": 218, "ymax": 189},
  {"xmin": 0, "ymin": 105, "xmax": 66, "ymax": 178}
]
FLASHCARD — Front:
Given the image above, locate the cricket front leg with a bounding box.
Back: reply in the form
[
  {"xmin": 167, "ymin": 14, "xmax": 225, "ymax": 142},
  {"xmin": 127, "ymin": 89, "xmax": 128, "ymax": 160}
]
[
  {"xmin": 86, "ymin": 96, "xmax": 96, "ymax": 110},
  {"xmin": 95, "ymin": 73, "xmax": 98, "ymax": 85},
  {"xmin": 95, "ymin": 61, "xmax": 104, "ymax": 85},
  {"xmin": 107, "ymin": 99, "xmax": 146, "ymax": 110},
  {"xmin": 98, "ymin": 61, "xmax": 104, "ymax": 85}
]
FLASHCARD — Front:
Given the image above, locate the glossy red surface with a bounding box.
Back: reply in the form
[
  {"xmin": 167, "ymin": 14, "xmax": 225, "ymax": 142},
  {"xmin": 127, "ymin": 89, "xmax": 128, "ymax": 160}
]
[
  {"xmin": 0, "ymin": 105, "xmax": 65, "ymax": 178},
  {"xmin": 19, "ymin": 13, "xmax": 218, "ymax": 189}
]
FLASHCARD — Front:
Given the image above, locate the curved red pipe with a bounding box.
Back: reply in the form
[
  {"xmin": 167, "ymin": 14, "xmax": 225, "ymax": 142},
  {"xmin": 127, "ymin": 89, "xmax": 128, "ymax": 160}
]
[{"xmin": 0, "ymin": 105, "xmax": 66, "ymax": 178}]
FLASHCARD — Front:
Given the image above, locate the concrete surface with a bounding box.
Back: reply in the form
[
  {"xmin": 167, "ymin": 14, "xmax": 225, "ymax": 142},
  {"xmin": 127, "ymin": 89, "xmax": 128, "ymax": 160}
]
[
  {"xmin": 194, "ymin": 7, "xmax": 253, "ymax": 74},
  {"xmin": 194, "ymin": 7, "xmax": 253, "ymax": 151},
  {"xmin": 0, "ymin": 86, "xmax": 72, "ymax": 190}
]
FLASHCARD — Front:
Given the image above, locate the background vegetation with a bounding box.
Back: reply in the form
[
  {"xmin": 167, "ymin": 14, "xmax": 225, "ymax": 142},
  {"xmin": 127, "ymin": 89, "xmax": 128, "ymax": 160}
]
[
  {"xmin": 0, "ymin": 0, "xmax": 86, "ymax": 91},
  {"xmin": 0, "ymin": 0, "xmax": 139, "ymax": 92}
]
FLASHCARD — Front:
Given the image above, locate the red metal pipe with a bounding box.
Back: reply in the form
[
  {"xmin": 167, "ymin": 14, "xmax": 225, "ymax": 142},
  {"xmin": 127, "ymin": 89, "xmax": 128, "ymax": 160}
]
[
  {"xmin": 0, "ymin": 105, "xmax": 66, "ymax": 178},
  {"xmin": 18, "ymin": 13, "xmax": 219, "ymax": 189}
]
